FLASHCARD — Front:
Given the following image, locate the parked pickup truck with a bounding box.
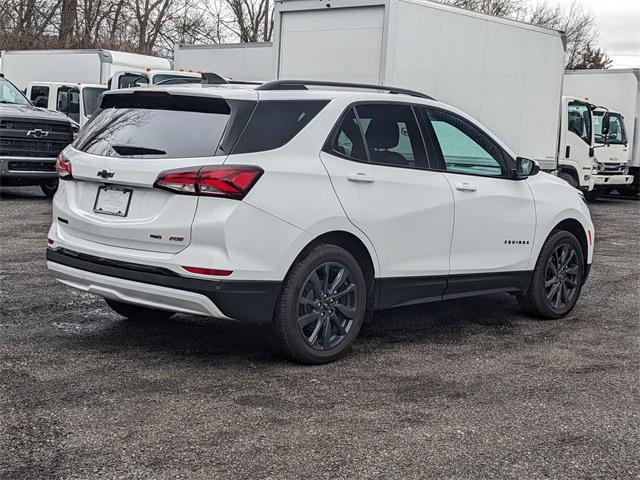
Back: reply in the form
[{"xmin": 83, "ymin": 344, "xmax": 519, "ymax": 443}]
[{"xmin": 0, "ymin": 74, "xmax": 74, "ymax": 197}]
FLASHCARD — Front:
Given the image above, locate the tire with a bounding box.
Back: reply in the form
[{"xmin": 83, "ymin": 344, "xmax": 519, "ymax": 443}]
[
  {"xmin": 105, "ymin": 298, "xmax": 174, "ymax": 321},
  {"xmin": 40, "ymin": 181, "xmax": 58, "ymax": 198},
  {"xmin": 584, "ymin": 190, "xmax": 599, "ymax": 202},
  {"xmin": 558, "ymin": 171, "xmax": 578, "ymax": 189},
  {"xmin": 518, "ymin": 230, "xmax": 585, "ymax": 319},
  {"xmin": 272, "ymin": 244, "xmax": 367, "ymax": 364}
]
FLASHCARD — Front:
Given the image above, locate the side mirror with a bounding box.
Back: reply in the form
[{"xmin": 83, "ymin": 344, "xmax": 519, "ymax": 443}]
[
  {"xmin": 601, "ymin": 113, "xmax": 610, "ymax": 136},
  {"xmin": 514, "ymin": 157, "xmax": 540, "ymax": 179},
  {"xmin": 58, "ymin": 92, "xmax": 69, "ymax": 112}
]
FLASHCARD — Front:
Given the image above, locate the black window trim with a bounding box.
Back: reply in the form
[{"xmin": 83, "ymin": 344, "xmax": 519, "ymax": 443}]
[
  {"xmin": 419, "ymin": 106, "xmax": 517, "ymax": 180},
  {"xmin": 322, "ymin": 100, "xmax": 436, "ymax": 172}
]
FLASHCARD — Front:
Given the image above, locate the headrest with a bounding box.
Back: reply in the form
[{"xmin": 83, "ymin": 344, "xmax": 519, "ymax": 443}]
[{"xmin": 365, "ymin": 118, "xmax": 399, "ymax": 150}]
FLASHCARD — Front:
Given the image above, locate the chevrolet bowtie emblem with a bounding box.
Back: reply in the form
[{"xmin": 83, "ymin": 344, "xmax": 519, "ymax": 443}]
[
  {"xmin": 97, "ymin": 169, "xmax": 115, "ymax": 179},
  {"xmin": 26, "ymin": 128, "xmax": 49, "ymax": 138}
]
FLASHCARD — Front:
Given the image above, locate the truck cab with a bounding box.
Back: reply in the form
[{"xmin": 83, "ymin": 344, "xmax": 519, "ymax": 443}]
[
  {"xmin": 591, "ymin": 108, "xmax": 633, "ymax": 194},
  {"xmin": 26, "ymin": 82, "xmax": 106, "ymax": 128},
  {"xmin": 557, "ymin": 96, "xmax": 633, "ymax": 197},
  {"xmin": 109, "ymin": 69, "xmax": 202, "ymax": 90}
]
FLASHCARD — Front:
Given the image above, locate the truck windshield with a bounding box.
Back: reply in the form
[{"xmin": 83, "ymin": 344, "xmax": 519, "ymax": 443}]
[
  {"xmin": 83, "ymin": 87, "xmax": 105, "ymax": 117},
  {"xmin": 568, "ymin": 101, "xmax": 592, "ymax": 145},
  {"xmin": 0, "ymin": 78, "xmax": 30, "ymax": 106},
  {"xmin": 152, "ymin": 73, "xmax": 200, "ymax": 84},
  {"xmin": 593, "ymin": 111, "xmax": 627, "ymax": 145}
]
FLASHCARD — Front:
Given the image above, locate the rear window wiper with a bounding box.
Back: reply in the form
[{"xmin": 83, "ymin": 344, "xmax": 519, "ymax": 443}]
[{"xmin": 112, "ymin": 145, "xmax": 166, "ymax": 156}]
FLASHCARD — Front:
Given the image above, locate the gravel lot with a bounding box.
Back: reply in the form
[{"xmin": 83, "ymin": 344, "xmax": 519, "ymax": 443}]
[{"xmin": 1, "ymin": 186, "xmax": 638, "ymax": 480}]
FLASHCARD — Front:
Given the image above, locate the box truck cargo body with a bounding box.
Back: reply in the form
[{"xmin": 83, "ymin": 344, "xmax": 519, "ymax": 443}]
[
  {"xmin": 272, "ymin": 0, "xmax": 566, "ymax": 170},
  {"xmin": 564, "ymin": 69, "xmax": 640, "ymax": 194},
  {"xmin": 0, "ymin": 49, "xmax": 171, "ymax": 90},
  {"xmin": 174, "ymin": 42, "xmax": 274, "ymax": 81}
]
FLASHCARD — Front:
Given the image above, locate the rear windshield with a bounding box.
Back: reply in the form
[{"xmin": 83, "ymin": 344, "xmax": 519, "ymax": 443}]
[{"xmin": 73, "ymin": 94, "xmax": 230, "ymax": 158}]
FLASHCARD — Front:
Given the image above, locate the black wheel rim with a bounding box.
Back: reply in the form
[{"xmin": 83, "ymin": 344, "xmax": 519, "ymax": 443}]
[
  {"xmin": 297, "ymin": 262, "xmax": 357, "ymax": 351},
  {"xmin": 544, "ymin": 243, "xmax": 580, "ymax": 310}
]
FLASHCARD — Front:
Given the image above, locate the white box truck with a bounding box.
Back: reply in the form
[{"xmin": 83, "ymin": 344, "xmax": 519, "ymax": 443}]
[
  {"xmin": 0, "ymin": 49, "xmax": 171, "ymax": 90},
  {"xmin": 564, "ymin": 68, "xmax": 640, "ymax": 195},
  {"xmin": 272, "ymin": 0, "xmax": 566, "ymax": 171},
  {"xmin": 173, "ymin": 42, "xmax": 274, "ymax": 81}
]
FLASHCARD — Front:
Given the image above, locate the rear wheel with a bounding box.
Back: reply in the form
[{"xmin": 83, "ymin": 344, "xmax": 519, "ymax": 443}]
[
  {"xmin": 40, "ymin": 181, "xmax": 58, "ymax": 198},
  {"xmin": 273, "ymin": 244, "xmax": 367, "ymax": 364},
  {"xmin": 105, "ymin": 299, "xmax": 174, "ymax": 321},
  {"xmin": 518, "ymin": 230, "xmax": 585, "ymax": 319}
]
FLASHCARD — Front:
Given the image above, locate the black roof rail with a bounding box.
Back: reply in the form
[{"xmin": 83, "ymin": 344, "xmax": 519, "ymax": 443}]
[{"xmin": 256, "ymin": 80, "xmax": 434, "ymax": 100}]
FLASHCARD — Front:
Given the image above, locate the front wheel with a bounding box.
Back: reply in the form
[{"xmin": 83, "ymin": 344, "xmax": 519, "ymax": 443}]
[
  {"xmin": 558, "ymin": 171, "xmax": 578, "ymax": 189},
  {"xmin": 518, "ymin": 230, "xmax": 585, "ymax": 319},
  {"xmin": 272, "ymin": 244, "xmax": 367, "ymax": 364}
]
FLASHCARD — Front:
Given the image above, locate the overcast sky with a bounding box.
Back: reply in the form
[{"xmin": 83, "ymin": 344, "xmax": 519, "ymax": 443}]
[{"xmin": 550, "ymin": 0, "xmax": 640, "ymax": 68}]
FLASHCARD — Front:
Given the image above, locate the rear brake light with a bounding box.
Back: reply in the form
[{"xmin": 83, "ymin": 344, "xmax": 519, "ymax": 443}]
[
  {"xmin": 154, "ymin": 165, "xmax": 263, "ymax": 199},
  {"xmin": 56, "ymin": 153, "xmax": 72, "ymax": 179},
  {"xmin": 182, "ymin": 266, "xmax": 233, "ymax": 276}
]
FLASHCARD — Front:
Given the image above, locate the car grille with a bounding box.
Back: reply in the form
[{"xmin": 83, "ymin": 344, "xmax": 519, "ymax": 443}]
[
  {"xmin": 600, "ymin": 163, "xmax": 627, "ymax": 175},
  {"xmin": 0, "ymin": 118, "xmax": 73, "ymax": 158}
]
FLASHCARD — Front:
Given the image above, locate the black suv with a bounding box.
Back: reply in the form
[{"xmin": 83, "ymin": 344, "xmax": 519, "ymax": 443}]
[{"xmin": 0, "ymin": 75, "xmax": 74, "ymax": 197}]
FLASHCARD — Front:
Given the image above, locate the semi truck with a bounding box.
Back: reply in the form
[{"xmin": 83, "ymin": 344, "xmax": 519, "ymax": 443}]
[
  {"xmin": 173, "ymin": 42, "xmax": 273, "ymax": 81},
  {"xmin": 0, "ymin": 49, "xmax": 171, "ymax": 90},
  {"xmin": 564, "ymin": 68, "xmax": 640, "ymax": 196}
]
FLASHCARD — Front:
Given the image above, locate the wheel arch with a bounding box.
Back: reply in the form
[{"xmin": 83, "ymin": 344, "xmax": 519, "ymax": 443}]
[
  {"xmin": 559, "ymin": 165, "xmax": 580, "ymax": 185},
  {"xmin": 550, "ymin": 218, "xmax": 589, "ymax": 272},
  {"xmin": 288, "ymin": 230, "xmax": 377, "ymax": 311}
]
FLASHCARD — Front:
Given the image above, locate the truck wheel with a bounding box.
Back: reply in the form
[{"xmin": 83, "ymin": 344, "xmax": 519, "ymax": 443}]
[
  {"xmin": 105, "ymin": 298, "xmax": 174, "ymax": 321},
  {"xmin": 40, "ymin": 181, "xmax": 58, "ymax": 198},
  {"xmin": 273, "ymin": 244, "xmax": 367, "ymax": 364},
  {"xmin": 558, "ymin": 171, "xmax": 578, "ymax": 189},
  {"xmin": 584, "ymin": 190, "xmax": 599, "ymax": 201},
  {"xmin": 517, "ymin": 230, "xmax": 585, "ymax": 319}
]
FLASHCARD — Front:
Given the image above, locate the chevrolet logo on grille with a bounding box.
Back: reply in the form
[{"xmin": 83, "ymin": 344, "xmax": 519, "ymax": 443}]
[{"xmin": 26, "ymin": 128, "xmax": 49, "ymax": 139}]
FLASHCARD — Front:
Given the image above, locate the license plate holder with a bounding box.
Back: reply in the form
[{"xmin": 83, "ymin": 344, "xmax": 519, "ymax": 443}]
[{"xmin": 93, "ymin": 185, "xmax": 133, "ymax": 217}]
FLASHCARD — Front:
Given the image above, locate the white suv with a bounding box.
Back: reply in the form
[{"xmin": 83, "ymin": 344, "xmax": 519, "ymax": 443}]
[{"xmin": 47, "ymin": 80, "xmax": 594, "ymax": 364}]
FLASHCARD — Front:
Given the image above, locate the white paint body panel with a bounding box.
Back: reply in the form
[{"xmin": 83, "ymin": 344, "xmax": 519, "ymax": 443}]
[
  {"xmin": 0, "ymin": 49, "xmax": 170, "ymax": 89},
  {"xmin": 174, "ymin": 43, "xmax": 274, "ymax": 81},
  {"xmin": 272, "ymin": 0, "xmax": 565, "ymax": 170}
]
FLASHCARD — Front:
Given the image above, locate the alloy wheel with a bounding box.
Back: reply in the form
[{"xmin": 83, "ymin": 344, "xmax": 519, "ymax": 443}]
[
  {"xmin": 544, "ymin": 243, "xmax": 580, "ymax": 310},
  {"xmin": 297, "ymin": 262, "xmax": 357, "ymax": 351}
]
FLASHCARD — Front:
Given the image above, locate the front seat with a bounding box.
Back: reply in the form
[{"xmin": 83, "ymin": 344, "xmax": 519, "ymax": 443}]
[{"xmin": 365, "ymin": 118, "xmax": 407, "ymax": 166}]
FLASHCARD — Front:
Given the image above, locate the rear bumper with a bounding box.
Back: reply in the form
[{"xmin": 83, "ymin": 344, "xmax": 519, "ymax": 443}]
[
  {"xmin": 592, "ymin": 174, "xmax": 633, "ymax": 186},
  {"xmin": 46, "ymin": 248, "xmax": 281, "ymax": 323},
  {"xmin": 0, "ymin": 156, "xmax": 57, "ymax": 184}
]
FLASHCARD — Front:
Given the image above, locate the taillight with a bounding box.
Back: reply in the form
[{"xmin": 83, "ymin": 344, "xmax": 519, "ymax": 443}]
[
  {"xmin": 56, "ymin": 153, "xmax": 72, "ymax": 179},
  {"xmin": 154, "ymin": 165, "xmax": 263, "ymax": 199}
]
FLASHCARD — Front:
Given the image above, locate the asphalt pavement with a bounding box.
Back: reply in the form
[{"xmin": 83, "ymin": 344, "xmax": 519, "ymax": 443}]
[{"xmin": 1, "ymin": 186, "xmax": 638, "ymax": 479}]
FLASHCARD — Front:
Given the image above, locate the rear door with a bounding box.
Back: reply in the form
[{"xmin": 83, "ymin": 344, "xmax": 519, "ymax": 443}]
[
  {"xmin": 56, "ymin": 90, "xmax": 255, "ymax": 254},
  {"xmin": 278, "ymin": 6, "xmax": 385, "ymax": 84},
  {"xmin": 321, "ymin": 102, "xmax": 454, "ymax": 307}
]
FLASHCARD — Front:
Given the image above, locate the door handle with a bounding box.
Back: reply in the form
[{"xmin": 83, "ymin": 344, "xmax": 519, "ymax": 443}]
[
  {"xmin": 347, "ymin": 173, "xmax": 375, "ymax": 184},
  {"xmin": 455, "ymin": 182, "xmax": 477, "ymax": 192}
]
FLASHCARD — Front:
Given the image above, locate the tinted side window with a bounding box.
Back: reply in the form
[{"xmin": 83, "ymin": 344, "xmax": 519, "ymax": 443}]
[
  {"xmin": 355, "ymin": 104, "xmax": 427, "ymax": 169},
  {"xmin": 30, "ymin": 86, "xmax": 50, "ymax": 106},
  {"xmin": 329, "ymin": 108, "xmax": 367, "ymax": 161},
  {"xmin": 424, "ymin": 109, "xmax": 504, "ymax": 177},
  {"xmin": 232, "ymin": 100, "xmax": 329, "ymax": 154},
  {"xmin": 57, "ymin": 87, "xmax": 80, "ymax": 123}
]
